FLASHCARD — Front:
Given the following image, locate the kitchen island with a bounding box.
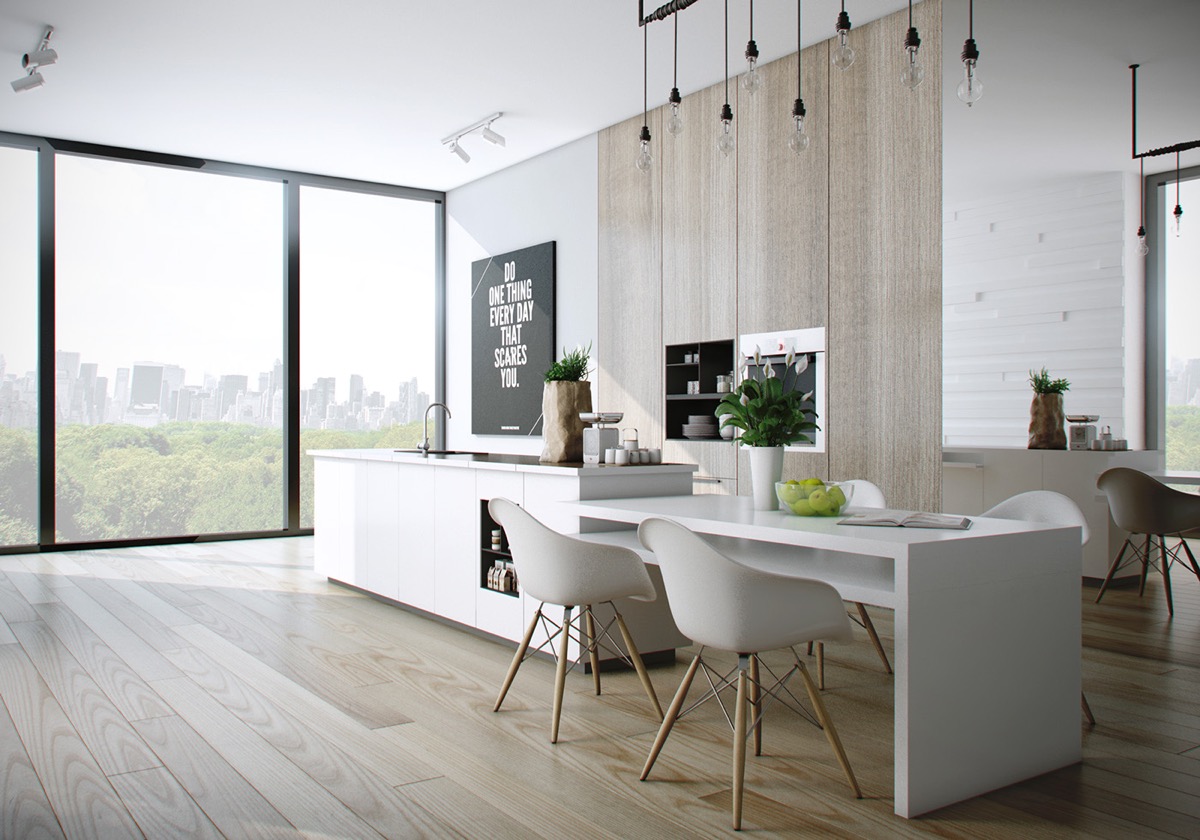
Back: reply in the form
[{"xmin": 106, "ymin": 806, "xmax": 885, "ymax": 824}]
[{"xmin": 309, "ymin": 448, "xmax": 695, "ymax": 655}]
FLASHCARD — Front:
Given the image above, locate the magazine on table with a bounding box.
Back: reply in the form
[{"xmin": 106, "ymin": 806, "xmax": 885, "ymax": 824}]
[{"xmin": 839, "ymin": 509, "xmax": 972, "ymax": 530}]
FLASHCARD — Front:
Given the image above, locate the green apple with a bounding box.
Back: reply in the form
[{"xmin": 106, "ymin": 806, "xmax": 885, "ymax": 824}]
[
  {"xmin": 801, "ymin": 477, "xmax": 825, "ymax": 489},
  {"xmin": 828, "ymin": 486, "xmax": 847, "ymax": 512},
  {"xmin": 777, "ymin": 482, "xmax": 804, "ymax": 505},
  {"xmin": 808, "ymin": 487, "xmax": 831, "ymax": 514},
  {"xmin": 789, "ymin": 498, "xmax": 814, "ymax": 515}
]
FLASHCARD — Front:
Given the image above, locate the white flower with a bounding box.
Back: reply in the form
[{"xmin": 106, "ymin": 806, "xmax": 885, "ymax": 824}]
[
  {"xmin": 784, "ymin": 349, "xmax": 795, "ymax": 368},
  {"xmin": 740, "ymin": 393, "xmax": 750, "ymax": 406},
  {"xmin": 765, "ymin": 363, "xmax": 777, "ymax": 378},
  {"xmin": 753, "ymin": 345, "xmax": 762, "ymax": 368},
  {"xmin": 801, "ymin": 390, "xmax": 814, "ymax": 402},
  {"xmin": 795, "ymin": 355, "xmax": 809, "ymax": 375},
  {"xmin": 738, "ymin": 354, "xmax": 749, "ymax": 374}
]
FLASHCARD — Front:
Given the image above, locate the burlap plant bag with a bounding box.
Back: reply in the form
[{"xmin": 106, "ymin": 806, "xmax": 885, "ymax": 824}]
[
  {"xmin": 540, "ymin": 380, "xmax": 592, "ymax": 462},
  {"xmin": 1028, "ymin": 393, "xmax": 1067, "ymax": 449}
]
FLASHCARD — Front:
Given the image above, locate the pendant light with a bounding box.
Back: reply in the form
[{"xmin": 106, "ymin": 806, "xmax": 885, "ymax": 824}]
[
  {"xmin": 1136, "ymin": 158, "xmax": 1149, "ymax": 257},
  {"xmin": 1174, "ymin": 152, "xmax": 1184, "ymax": 237},
  {"xmin": 636, "ymin": 23, "xmax": 653, "ymax": 172},
  {"xmin": 788, "ymin": 0, "xmax": 809, "ymax": 154},
  {"xmin": 742, "ymin": 0, "xmax": 762, "ymax": 94},
  {"xmin": 717, "ymin": 0, "xmax": 735, "ymax": 157},
  {"xmin": 900, "ymin": 0, "xmax": 924, "ymax": 90},
  {"xmin": 667, "ymin": 15, "xmax": 683, "ymax": 135},
  {"xmin": 957, "ymin": 0, "xmax": 982, "ymax": 106},
  {"xmin": 832, "ymin": 1, "xmax": 855, "ymax": 71}
]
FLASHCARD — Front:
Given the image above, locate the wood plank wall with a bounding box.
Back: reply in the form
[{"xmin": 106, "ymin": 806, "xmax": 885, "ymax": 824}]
[{"xmin": 599, "ymin": 0, "xmax": 942, "ymax": 511}]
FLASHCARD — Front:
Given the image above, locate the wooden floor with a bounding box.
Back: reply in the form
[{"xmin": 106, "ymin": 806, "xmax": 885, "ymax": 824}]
[{"xmin": 0, "ymin": 538, "xmax": 1198, "ymax": 839}]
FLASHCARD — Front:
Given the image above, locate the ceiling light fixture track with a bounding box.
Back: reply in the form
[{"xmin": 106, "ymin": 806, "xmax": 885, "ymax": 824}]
[
  {"xmin": 1129, "ymin": 64, "xmax": 1198, "ymax": 252},
  {"xmin": 440, "ymin": 112, "xmax": 506, "ymax": 164}
]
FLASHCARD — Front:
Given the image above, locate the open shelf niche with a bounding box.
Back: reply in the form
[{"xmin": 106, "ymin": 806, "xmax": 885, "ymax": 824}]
[{"xmin": 665, "ymin": 340, "xmax": 735, "ymax": 441}]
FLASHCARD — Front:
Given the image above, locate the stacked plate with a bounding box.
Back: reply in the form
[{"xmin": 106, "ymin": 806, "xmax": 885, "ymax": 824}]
[{"xmin": 682, "ymin": 415, "xmax": 720, "ymax": 440}]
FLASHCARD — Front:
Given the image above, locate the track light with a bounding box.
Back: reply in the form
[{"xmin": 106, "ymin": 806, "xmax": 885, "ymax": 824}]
[
  {"xmin": 11, "ymin": 71, "xmax": 44, "ymax": 93},
  {"xmin": 440, "ymin": 112, "xmax": 505, "ymax": 164},
  {"xmin": 12, "ymin": 26, "xmax": 55, "ymax": 94},
  {"xmin": 482, "ymin": 124, "xmax": 505, "ymax": 147}
]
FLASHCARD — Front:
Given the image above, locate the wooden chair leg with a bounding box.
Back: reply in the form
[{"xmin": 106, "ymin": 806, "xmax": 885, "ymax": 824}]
[
  {"xmin": 585, "ymin": 605, "xmax": 602, "ymax": 695},
  {"xmin": 816, "ymin": 642, "xmax": 825, "ymax": 690},
  {"xmin": 550, "ymin": 605, "xmax": 573, "ymax": 743},
  {"xmin": 495, "ymin": 609, "xmax": 539, "ymax": 712},
  {"xmin": 1137, "ymin": 535, "xmax": 1153, "ymax": 598},
  {"xmin": 749, "ymin": 654, "xmax": 762, "ymax": 757},
  {"xmin": 796, "ymin": 659, "xmax": 862, "ymax": 799},
  {"xmin": 1081, "ymin": 691, "xmax": 1095, "ymax": 726},
  {"xmin": 1159, "ymin": 536, "xmax": 1174, "ymax": 616},
  {"xmin": 1180, "ymin": 537, "xmax": 1200, "ymax": 580},
  {"xmin": 732, "ymin": 657, "xmax": 749, "ymax": 831},
  {"xmin": 806, "ymin": 640, "xmax": 814, "ymax": 656},
  {"xmin": 1095, "ymin": 538, "xmax": 1131, "ymax": 603},
  {"xmin": 641, "ymin": 653, "xmax": 700, "ymax": 780},
  {"xmin": 614, "ymin": 611, "xmax": 663, "ymax": 720},
  {"xmin": 856, "ymin": 603, "xmax": 893, "ymax": 675}
]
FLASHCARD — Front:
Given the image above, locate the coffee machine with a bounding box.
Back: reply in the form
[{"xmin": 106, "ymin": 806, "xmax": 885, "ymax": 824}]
[
  {"xmin": 1066, "ymin": 415, "xmax": 1099, "ymax": 450},
  {"xmin": 581, "ymin": 412, "xmax": 622, "ymax": 464}
]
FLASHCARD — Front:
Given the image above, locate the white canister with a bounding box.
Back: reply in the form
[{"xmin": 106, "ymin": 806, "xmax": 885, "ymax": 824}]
[
  {"xmin": 647, "ymin": 448, "xmax": 662, "ymax": 464},
  {"xmin": 605, "ymin": 447, "xmax": 621, "ymax": 464},
  {"xmin": 613, "ymin": 448, "xmax": 630, "ymax": 466}
]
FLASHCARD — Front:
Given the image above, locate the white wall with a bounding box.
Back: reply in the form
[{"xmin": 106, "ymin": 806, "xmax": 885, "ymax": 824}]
[
  {"xmin": 444, "ymin": 134, "xmax": 599, "ymax": 454},
  {"xmin": 943, "ymin": 172, "xmax": 1142, "ymax": 448}
]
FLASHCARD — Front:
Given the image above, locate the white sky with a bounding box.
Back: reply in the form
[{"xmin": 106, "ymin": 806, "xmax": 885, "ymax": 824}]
[
  {"xmin": 1164, "ymin": 178, "xmax": 1200, "ymax": 364},
  {"xmin": 0, "ymin": 151, "xmax": 435, "ymax": 405}
]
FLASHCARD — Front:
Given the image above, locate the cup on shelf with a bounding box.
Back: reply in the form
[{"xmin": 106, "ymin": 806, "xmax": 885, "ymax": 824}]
[
  {"xmin": 605, "ymin": 447, "xmax": 621, "ymax": 464},
  {"xmin": 647, "ymin": 448, "xmax": 662, "ymax": 464},
  {"xmin": 613, "ymin": 448, "xmax": 630, "ymax": 466}
]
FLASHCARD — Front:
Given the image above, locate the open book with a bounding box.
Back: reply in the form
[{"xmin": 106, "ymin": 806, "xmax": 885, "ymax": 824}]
[{"xmin": 839, "ymin": 510, "xmax": 972, "ymax": 530}]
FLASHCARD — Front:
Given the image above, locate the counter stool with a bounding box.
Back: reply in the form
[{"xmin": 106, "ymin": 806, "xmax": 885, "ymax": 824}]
[
  {"xmin": 638, "ymin": 516, "xmax": 861, "ymax": 830},
  {"xmin": 487, "ymin": 498, "xmax": 663, "ymax": 743}
]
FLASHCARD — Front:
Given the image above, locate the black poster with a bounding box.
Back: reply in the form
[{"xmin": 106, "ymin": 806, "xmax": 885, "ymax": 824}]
[{"xmin": 471, "ymin": 241, "xmax": 556, "ymax": 435}]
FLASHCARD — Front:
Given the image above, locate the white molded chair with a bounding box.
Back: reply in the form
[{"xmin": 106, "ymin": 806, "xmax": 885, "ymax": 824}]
[
  {"xmin": 487, "ymin": 498, "xmax": 663, "ymax": 743},
  {"xmin": 810, "ymin": 479, "xmax": 893, "ymax": 688},
  {"xmin": 981, "ymin": 490, "xmax": 1096, "ymax": 725},
  {"xmin": 638, "ymin": 517, "xmax": 861, "ymax": 831}
]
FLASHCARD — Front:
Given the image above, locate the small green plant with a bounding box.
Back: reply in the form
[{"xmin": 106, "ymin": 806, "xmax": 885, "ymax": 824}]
[
  {"xmin": 1029, "ymin": 367, "xmax": 1070, "ymax": 395},
  {"xmin": 715, "ymin": 350, "xmax": 819, "ymax": 447},
  {"xmin": 544, "ymin": 343, "xmax": 592, "ymax": 382}
]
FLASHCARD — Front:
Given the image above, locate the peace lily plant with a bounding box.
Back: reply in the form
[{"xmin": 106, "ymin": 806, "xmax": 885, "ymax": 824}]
[{"xmin": 715, "ymin": 348, "xmax": 820, "ymax": 447}]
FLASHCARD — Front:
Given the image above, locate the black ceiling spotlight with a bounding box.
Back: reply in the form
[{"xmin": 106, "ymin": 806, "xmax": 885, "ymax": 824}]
[
  {"xmin": 957, "ymin": 0, "xmax": 982, "ymax": 106},
  {"xmin": 901, "ymin": 0, "xmax": 924, "ymax": 90},
  {"xmin": 11, "ymin": 25, "xmax": 56, "ymax": 93},
  {"xmin": 1129, "ymin": 64, "xmax": 1199, "ymax": 253},
  {"xmin": 743, "ymin": 0, "xmax": 762, "ymax": 95},
  {"xmin": 832, "ymin": 1, "xmax": 855, "ymax": 71},
  {"xmin": 788, "ymin": 0, "xmax": 809, "ymax": 154}
]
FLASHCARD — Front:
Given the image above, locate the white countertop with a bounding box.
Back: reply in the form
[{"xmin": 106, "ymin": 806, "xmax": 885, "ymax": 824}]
[{"xmin": 307, "ymin": 448, "xmax": 697, "ymax": 476}]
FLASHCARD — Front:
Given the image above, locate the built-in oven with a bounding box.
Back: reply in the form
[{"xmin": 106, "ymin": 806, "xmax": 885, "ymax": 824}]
[{"xmin": 737, "ymin": 327, "xmax": 826, "ymax": 454}]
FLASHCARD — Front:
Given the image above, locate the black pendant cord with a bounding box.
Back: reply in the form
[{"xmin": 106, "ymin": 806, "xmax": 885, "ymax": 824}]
[
  {"xmin": 797, "ymin": 0, "xmax": 802, "ymax": 97},
  {"xmin": 673, "ymin": 15, "xmax": 678, "ymax": 89},
  {"xmin": 1140, "ymin": 157, "xmax": 1146, "ymax": 226},
  {"xmin": 724, "ymin": 0, "xmax": 729, "ymax": 106},
  {"xmin": 1177, "ymin": 151, "xmax": 1182, "ymax": 209},
  {"xmin": 968, "ymin": 0, "xmax": 973, "ymax": 40}
]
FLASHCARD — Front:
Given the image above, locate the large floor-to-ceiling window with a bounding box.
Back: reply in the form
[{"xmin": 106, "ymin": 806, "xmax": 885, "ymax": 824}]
[
  {"xmin": 298, "ymin": 186, "xmax": 438, "ymax": 528},
  {"xmin": 1162, "ymin": 169, "xmax": 1200, "ymax": 471},
  {"xmin": 0, "ymin": 145, "xmax": 39, "ymax": 547},
  {"xmin": 0, "ymin": 134, "xmax": 443, "ymax": 552}
]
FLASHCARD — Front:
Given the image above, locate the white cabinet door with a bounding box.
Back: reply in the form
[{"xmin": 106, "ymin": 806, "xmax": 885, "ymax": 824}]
[
  {"xmin": 313, "ymin": 458, "xmax": 354, "ymax": 582},
  {"xmin": 395, "ymin": 463, "xmax": 437, "ymax": 613},
  {"xmin": 434, "ymin": 467, "xmax": 477, "ymax": 626},
  {"xmin": 363, "ymin": 461, "xmax": 402, "ymax": 600}
]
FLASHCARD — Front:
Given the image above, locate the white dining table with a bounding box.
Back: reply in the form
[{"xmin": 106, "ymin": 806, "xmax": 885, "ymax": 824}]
[{"xmin": 557, "ymin": 494, "xmax": 1083, "ymax": 819}]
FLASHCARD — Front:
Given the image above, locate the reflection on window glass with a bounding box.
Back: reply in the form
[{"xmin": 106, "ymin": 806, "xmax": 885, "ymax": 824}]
[
  {"xmin": 299, "ymin": 186, "xmax": 437, "ymax": 527},
  {"xmin": 0, "ymin": 146, "xmax": 39, "ymax": 547},
  {"xmin": 55, "ymin": 155, "xmax": 285, "ymax": 541},
  {"xmin": 1163, "ymin": 177, "xmax": 1200, "ymax": 472}
]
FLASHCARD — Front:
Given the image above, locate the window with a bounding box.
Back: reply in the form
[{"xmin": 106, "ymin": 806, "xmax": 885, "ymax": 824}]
[
  {"xmin": 0, "ymin": 145, "xmax": 39, "ymax": 547},
  {"xmin": 54, "ymin": 155, "xmax": 285, "ymax": 541},
  {"xmin": 298, "ymin": 186, "xmax": 438, "ymax": 527},
  {"xmin": 1162, "ymin": 170, "xmax": 1200, "ymax": 472}
]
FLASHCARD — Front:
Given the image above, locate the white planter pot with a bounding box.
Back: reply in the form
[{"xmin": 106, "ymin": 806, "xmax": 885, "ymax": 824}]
[{"xmin": 748, "ymin": 445, "xmax": 785, "ymax": 510}]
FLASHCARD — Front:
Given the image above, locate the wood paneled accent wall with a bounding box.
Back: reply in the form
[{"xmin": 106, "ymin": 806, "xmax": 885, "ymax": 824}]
[{"xmin": 599, "ymin": 0, "xmax": 942, "ymax": 511}]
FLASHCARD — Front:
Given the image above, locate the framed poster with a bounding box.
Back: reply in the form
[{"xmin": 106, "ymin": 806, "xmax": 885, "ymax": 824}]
[{"xmin": 471, "ymin": 241, "xmax": 556, "ymax": 435}]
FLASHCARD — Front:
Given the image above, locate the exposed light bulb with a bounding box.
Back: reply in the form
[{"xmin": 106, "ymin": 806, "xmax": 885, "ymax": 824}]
[
  {"xmin": 901, "ymin": 26, "xmax": 923, "ymax": 90},
  {"xmin": 1174, "ymin": 204, "xmax": 1184, "ymax": 237},
  {"xmin": 957, "ymin": 60, "xmax": 982, "ymax": 106},
  {"xmin": 636, "ymin": 125, "xmax": 653, "ymax": 172},
  {"xmin": 667, "ymin": 88, "xmax": 683, "ymax": 136},
  {"xmin": 716, "ymin": 103, "xmax": 735, "ymax": 157},
  {"xmin": 788, "ymin": 115, "xmax": 810, "ymax": 154},
  {"xmin": 832, "ymin": 10, "xmax": 855, "ymax": 70},
  {"xmin": 743, "ymin": 56, "xmax": 762, "ymax": 94},
  {"xmin": 1136, "ymin": 225, "xmax": 1149, "ymax": 257}
]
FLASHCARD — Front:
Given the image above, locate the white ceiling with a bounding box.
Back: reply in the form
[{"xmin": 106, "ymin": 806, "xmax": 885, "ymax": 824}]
[{"xmin": 1, "ymin": 1, "xmax": 1197, "ymax": 202}]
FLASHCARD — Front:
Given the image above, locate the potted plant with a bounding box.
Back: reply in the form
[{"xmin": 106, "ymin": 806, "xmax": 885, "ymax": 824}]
[
  {"xmin": 1028, "ymin": 367, "xmax": 1070, "ymax": 449},
  {"xmin": 540, "ymin": 343, "xmax": 593, "ymax": 463},
  {"xmin": 716, "ymin": 349, "xmax": 820, "ymax": 509}
]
